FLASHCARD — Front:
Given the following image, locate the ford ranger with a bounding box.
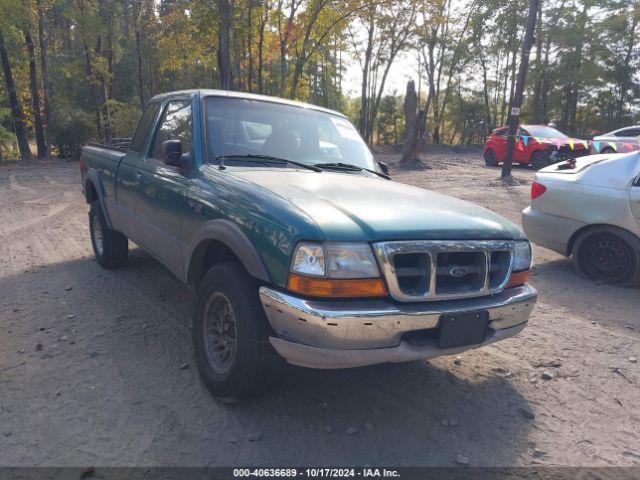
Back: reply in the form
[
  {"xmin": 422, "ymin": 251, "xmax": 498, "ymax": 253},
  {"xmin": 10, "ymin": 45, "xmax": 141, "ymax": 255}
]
[{"xmin": 80, "ymin": 90, "xmax": 537, "ymax": 400}]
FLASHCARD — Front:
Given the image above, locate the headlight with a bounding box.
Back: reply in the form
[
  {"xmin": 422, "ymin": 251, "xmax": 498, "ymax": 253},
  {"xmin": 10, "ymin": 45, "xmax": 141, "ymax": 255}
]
[
  {"xmin": 290, "ymin": 242, "xmax": 380, "ymax": 278},
  {"xmin": 326, "ymin": 243, "xmax": 380, "ymax": 278},
  {"xmin": 289, "ymin": 242, "xmax": 386, "ymax": 298},
  {"xmin": 513, "ymin": 241, "xmax": 532, "ymax": 272},
  {"xmin": 291, "ymin": 243, "xmax": 325, "ymax": 277}
]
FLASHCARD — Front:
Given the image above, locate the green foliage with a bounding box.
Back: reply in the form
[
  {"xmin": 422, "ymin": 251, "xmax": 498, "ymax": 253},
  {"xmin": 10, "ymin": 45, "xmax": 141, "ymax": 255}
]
[
  {"xmin": 0, "ymin": 0, "xmax": 638, "ymax": 152},
  {"xmin": 50, "ymin": 108, "xmax": 97, "ymax": 159},
  {"xmin": 109, "ymin": 100, "xmax": 142, "ymax": 138},
  {"xmin": 0, "ymin": 123, "xmax": 20, "ymax": 161}
]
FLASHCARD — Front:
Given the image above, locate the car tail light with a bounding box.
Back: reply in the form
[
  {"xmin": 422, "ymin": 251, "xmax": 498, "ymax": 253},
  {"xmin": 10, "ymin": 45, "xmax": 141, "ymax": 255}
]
[{"xmin": 531, "ymin": 182, "xmax": 546, "ymax": 199}]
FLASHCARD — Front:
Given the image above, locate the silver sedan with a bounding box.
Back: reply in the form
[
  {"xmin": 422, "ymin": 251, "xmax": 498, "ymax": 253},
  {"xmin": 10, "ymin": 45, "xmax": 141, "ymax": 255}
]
[
  {"xmin": 591, "ymin": 125, "xmax": 640, "ymax": 154},
  {"xmin": 522, "ymin": 152, "xmax": 640, "ymax": 287}
]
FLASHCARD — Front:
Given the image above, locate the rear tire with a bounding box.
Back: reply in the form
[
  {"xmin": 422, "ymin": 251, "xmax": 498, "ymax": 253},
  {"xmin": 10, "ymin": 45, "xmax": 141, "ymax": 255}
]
[
  {"xmin": 192, "ymin": 262, "xmax": 281, "ymax": 400},
  {"xmin": 89, "ymin": 201, "xmax": 128, "ymax": 269},
  {"xmin": 601, "ymin": 147, "xmax": 616, "ymax": 154},
  {"xmin": 531, "ymin": 151, "xmax": 551, "ymax": 170},
  {"xmin": 572, "ymin": 226, "xmax": 640, "ymax": 287},
  {"xmin": 484, "ymin": 149, "xmax": 498, "ymax": 166}
]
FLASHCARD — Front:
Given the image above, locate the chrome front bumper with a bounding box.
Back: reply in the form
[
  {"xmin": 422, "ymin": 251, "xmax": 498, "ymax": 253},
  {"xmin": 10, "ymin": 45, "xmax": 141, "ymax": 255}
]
[{"xmin": 259, "ymin": 284, "xmax": 537, "ymax": 369}]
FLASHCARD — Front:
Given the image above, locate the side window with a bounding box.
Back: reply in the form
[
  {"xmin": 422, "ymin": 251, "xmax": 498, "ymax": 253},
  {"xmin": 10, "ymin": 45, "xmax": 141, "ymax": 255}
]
[
  {"xmin": 616, "ymin": 128, "xmax": 640, "ymax": 137},
  {"xmin": 129, "ymin": 103, "xmax": 159, "ymax": 152},
  {"xmin": 495, "ymin": 129, "xmax": 508, "ymax": 138},
  {"xmin": 151, "ymin": 100, "xmax": 192, "ymax": 159}
]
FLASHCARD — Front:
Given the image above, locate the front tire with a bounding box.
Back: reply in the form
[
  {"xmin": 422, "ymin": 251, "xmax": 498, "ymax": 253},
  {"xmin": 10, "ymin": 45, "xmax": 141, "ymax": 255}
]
[
  {"xmin": 484, "ymin": 149, "xmax": 498, "ymax": 166},
  {"xmin": 531, "ymin": 151, "xmax": 551, "ymax": 170},
  {"xmin": 193, "ymin": 263, "xmax": 281, "ymax": 400},
  {"xmin": 89, "ymin": 201, "xmax": 128, "ymax": 269},
  {"xmin": 572, "ymin": 226, "xmax": 640, "ymax": 287}
]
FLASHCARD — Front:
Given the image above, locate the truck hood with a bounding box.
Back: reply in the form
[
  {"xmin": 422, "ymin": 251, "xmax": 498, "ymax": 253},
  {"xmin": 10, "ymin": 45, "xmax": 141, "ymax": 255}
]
[{"xmin": 229, "ymin": 168, "xmax": 524, "ymax": 242}]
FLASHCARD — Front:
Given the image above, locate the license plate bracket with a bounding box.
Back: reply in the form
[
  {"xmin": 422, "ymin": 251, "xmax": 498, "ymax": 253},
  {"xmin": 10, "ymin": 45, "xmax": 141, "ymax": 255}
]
[{"xmin": 438, "ymin": 311, "xmax": 489, "ymax": 349}]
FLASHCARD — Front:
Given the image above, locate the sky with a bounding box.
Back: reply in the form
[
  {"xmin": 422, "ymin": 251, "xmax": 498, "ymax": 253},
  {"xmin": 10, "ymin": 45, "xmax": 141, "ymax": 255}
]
[{"xmin": 342, "ymin": 51, "xmax": 424, "ymax": 99}]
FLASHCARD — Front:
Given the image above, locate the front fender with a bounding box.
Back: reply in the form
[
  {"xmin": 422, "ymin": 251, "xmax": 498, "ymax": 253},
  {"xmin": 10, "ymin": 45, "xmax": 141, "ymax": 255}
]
[{"xmin": 185, "ymin": 219, "xmax": 271, "ymax": 285}]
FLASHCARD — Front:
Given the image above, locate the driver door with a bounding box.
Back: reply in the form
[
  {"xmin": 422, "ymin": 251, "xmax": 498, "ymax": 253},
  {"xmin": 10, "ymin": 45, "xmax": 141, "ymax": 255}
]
[{"xmin": 134, "ymin": 98, "xmax": 193, "ymax": 276}]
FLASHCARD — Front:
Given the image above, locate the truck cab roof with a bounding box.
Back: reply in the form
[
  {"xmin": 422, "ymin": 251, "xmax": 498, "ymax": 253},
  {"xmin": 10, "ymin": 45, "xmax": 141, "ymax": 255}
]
[{"xmin": 148, "ymin": 89, "xmax": 348, "ymax": 119}]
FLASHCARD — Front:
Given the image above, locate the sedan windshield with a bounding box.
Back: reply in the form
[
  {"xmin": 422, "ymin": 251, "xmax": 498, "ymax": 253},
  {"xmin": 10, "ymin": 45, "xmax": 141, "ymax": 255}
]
[
  {"xmin": 524, "ymin": 125, "xmax": 568, "ymax": 138},
  {"xmin": 204, "ymin": 96, "xmax": 376, "ymax": 170}
]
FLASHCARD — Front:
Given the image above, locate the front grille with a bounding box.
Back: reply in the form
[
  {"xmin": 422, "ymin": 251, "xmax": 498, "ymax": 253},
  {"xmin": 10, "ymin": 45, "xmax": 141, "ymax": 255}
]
[
  {"xmin": 554, "ymin": 145, "xmax": 589, "ymax": 160},
  {"xmin": 374, "ymin": 240, "xmax": 514, "ymax": 302}
]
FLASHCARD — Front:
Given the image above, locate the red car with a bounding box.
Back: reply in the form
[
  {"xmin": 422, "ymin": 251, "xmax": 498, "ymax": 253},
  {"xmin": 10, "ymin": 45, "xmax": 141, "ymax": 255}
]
[{"xmin": 483, "ymin": 125, "xmax": 589, "ymax": 170}]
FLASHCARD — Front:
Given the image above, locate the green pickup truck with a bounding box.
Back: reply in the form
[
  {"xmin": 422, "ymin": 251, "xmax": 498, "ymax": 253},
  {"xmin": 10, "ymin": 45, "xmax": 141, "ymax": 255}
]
[{"xmin": 81, "ymin": 89, "xmax": 537, "ymax": 400}]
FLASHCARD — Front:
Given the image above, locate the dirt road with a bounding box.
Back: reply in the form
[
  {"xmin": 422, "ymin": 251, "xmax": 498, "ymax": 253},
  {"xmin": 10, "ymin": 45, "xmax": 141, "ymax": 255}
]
[{"xmin": 0, "ymin": 152, "xmax": 638, "ymax": 467}]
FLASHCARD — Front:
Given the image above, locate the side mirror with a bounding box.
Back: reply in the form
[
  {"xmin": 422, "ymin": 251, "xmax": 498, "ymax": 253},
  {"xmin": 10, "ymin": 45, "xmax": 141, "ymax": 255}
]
[
  {"xmin": 378, "ymin": 161, "xmax": 389, "ymax": 176},
  {"xmin": 159, "ymin": 139, "xmax": 182, "ymax": 166}
]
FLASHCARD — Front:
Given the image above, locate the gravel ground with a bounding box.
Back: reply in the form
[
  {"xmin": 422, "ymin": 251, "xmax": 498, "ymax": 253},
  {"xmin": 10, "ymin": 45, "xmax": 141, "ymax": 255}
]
[{"xmin": 0, "ymin": 150, "xmax": 638, "ymax": 467}]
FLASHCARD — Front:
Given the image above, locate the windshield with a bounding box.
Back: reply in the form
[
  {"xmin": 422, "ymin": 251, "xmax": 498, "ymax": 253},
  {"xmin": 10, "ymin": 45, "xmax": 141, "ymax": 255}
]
[
  {"xmin": 523, "ymin": 125, "xmax": 568, "ymax": 138},
  {"xmin": 204, "ymin": 96, "xmax": 376, "ymax": 170}
]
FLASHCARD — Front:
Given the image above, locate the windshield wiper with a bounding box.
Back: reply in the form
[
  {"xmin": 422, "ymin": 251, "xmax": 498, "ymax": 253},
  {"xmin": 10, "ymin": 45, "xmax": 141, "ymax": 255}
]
[
  {"xmin": 215, "ymin": 154, "xmax": 321, "ymax": 172},
  {"xmin": 313, "ymin": 162, "xmax": 390, "ymax": 180}
]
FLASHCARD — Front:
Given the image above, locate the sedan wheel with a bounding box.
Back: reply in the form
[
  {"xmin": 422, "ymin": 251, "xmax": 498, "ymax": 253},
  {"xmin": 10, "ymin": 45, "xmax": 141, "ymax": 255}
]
[
  {"xmin": 573, "ymin": 227, "xmax": 640, "ymax": 287},
  {"xmin": 531, "ymin": 151, "xmax": 551, "ymax": 170},
  {"xmin": 484, "ymin": 149, "xmax": 498, "ymax": 167}
]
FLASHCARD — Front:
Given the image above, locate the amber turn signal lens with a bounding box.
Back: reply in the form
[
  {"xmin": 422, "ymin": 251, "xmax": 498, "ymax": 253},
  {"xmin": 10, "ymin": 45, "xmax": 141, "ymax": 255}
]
[
  {"xmin": 287, "ymin": 273, "xmax": 387, "ymax": 298},
  {"xmin": 506, "ymin": 269, "xmax": 530, "ymax": 288}
]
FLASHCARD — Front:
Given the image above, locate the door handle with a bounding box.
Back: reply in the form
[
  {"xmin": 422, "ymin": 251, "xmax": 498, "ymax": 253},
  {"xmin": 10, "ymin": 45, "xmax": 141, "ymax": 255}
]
[{"xmin": 134, "ymin": 172, "xmax": 143, "ymax": 186}]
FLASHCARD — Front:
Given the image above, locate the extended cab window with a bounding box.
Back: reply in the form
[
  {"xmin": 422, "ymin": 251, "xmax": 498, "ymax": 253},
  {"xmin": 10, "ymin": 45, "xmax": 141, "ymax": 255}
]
[
  {"xmin": 130, "ymin": 103, "xmax": 159, "ymax": 152},
  {"xmin": 151, "ymin": 100, "xmax": 192, "ymax": 159}
]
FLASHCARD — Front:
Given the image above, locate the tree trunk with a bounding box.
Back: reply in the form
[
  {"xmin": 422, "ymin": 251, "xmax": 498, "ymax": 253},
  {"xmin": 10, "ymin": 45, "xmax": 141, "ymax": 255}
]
[
  {"xmin": 98, "ymin": 0, "xmax": 114, "ymax": 142},
  {"xmin": 561, "ymin": 2, "xmax": 588, "ymax": 134},
  {"xmin": 480, "ymin": 53, "xmax": 492, "ymax": 135},
  {"xmin": 400, "ymin": 80, "xmax": 426, "ymax": 168},
  {"xmin": 24, "ymin": 30, "xmax": 47, "ymax": 158},
  {"xmin": 615, "ymin": 8, "xmax": 638, "ymax": 120},
  {"xmin": 247, "ymin": 0, "xmax": 254, "ymax": 93},
  {"xmin": 0, "ymin": 29, "xmax": 32, "ymax": 160},
  {"xmin": 501, "ymin": 0, "xmax": 540, "ymax": 181},
  {"xmin": 531, "ymin": 1, "xmax": 543, "ymax": 123},
  {"xmin": 83, "ymin": 40, "xmax": 103, "ymax": 139},
  {"xmin": 357, "ymin": 20, "xmax": 375, "ymax": 138},
  {"xmin": 257, "ymin": 7, "xmax": 267, "ymax": 94},
  {"xmin": 134, "ymin": 0, "xmax": 145, "ymax": 110},
  {"xmin": 217, "ymin": 0, "xmax": 233, "ymax": 90},
  {"xmin": 37, "ymin": 0, "xmax": 52, "ymax": 158},
  {"xmin": 540, "ymin": 0, "xmax": 566, "ymax": 123}
]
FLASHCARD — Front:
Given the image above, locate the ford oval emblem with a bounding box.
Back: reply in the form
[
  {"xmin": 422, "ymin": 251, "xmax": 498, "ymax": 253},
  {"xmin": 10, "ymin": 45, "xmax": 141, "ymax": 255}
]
[{"xmin": 449, "ymin": 266, "xmax": 468, "ymax": 278}]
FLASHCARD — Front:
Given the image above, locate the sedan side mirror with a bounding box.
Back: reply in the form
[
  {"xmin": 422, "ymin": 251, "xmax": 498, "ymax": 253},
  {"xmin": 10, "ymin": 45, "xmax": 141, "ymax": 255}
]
[
  {"xmin": 378, "ymin": 161, "xmax": 389, "ymax": 176},
  {"xmin": 159, "ymin": 139, "xmax": 182, "ymax": 166}
]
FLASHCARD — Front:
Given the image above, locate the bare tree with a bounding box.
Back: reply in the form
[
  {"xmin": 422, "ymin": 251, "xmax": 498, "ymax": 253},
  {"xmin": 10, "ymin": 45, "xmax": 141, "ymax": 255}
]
[{"xmin": 351, "ymin": 0, "xmax": 417, "ymax": 142}]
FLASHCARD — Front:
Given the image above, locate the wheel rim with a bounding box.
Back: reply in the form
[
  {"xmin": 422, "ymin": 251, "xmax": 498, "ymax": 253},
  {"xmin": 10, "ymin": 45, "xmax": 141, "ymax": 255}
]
[
  {"xmin": 581, "ymin": 234, "xmax": 634, "ymax": 283},
  {"xmin": 485, "ymin": 151, "xmax": 496, "ymax": 164},
  {"xmin": 92, "ymin": 214, "xmax": 104, "ymax": 256},
  {"xmin": 202, "ymin": 292, "xmax": 237, "ymax": 374}
]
